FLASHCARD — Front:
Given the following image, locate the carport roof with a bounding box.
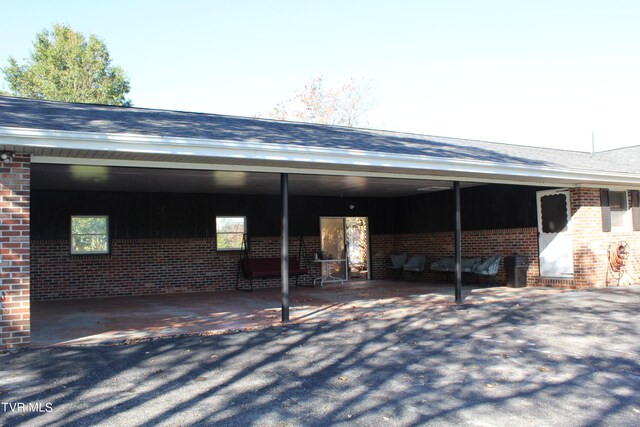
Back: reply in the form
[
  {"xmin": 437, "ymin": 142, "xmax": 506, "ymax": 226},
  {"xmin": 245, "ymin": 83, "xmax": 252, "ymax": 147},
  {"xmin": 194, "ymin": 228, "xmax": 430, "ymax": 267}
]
[{"xmin": 0, "ymin": 96, "xmax": 639, "ymax": 187}]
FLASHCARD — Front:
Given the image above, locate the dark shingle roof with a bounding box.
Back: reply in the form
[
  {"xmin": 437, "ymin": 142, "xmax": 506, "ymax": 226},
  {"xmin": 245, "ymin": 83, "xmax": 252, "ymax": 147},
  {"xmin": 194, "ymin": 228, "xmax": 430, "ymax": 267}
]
[{"xmin": 0, "ymin": 96, "xmax": 637, "ymax": 175}]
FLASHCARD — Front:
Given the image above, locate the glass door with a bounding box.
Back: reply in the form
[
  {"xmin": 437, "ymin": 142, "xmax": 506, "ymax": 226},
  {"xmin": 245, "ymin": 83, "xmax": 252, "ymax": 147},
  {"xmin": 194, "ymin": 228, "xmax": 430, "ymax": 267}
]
[
  {"xmin": 319, "ymin": 217, "xmax": 370, "ymax": 281},
  {"xmin": 345, "ymin": 217, "xmax": 370, "ymax": 280},
  {"xmin": 319, "ymin": 217, "xmax": 347, "ymax": 280}
]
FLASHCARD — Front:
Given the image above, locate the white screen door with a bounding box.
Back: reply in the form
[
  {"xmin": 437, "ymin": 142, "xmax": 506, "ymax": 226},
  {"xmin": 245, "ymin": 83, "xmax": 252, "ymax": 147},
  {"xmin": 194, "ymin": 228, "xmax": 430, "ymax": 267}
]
[{"xmin": 536, "ymin": 189, "xmax": 574, "ymax": 277}]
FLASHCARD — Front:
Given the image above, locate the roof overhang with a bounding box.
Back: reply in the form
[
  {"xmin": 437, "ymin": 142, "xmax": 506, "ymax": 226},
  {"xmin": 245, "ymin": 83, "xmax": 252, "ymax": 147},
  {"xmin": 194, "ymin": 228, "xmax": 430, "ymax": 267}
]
[{"xmin": 2, "ymin": 126, "xmax": 640, "ymax": 188}]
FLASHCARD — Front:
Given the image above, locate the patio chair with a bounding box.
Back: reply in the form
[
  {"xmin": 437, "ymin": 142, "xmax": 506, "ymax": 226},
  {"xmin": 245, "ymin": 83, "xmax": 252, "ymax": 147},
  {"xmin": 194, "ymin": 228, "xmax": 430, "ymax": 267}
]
[
  {"xmin": 403, "ymin": 255, "xmax": 426, "ymax": 280},
  {"xmin": 473, "ymin": 255, "xmax": 502, "ymax": 276},
  {"xmin": 390, "ymin": 252, "xmax": 408, "ymax": 277},
  {"xmin": 472, "ymin": 255, "xmax": 502, "ymax": 286}
]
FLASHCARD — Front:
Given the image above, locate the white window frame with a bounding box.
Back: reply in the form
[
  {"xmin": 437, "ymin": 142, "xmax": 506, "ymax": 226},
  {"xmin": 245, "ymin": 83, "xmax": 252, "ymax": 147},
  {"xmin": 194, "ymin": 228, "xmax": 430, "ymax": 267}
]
[
  {"xmin": 70, "ymin": 215, "xmax": 110, "ymax": 255},
  {"xmin": 609, "ymin": 190, "xmax": 629, "ymax": 232},
  {"xmin": 215, "ymin": 216, "xmax": 247, "ymax": 251}
]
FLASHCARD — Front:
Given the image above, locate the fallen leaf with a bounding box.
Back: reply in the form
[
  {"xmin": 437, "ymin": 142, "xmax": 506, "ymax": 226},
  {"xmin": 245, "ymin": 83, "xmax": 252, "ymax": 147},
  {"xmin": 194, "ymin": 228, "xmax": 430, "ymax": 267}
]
[
  {"xmin": 194, "ymin": 376, "xmax": 206, "ymax": 381},
  {"xmin": 338, "ymin": 376, "xmax": 348, "ymax": 381},
  {"xmin": 539, "ymin": 367, "xmax": 550, "ymax": 372}
]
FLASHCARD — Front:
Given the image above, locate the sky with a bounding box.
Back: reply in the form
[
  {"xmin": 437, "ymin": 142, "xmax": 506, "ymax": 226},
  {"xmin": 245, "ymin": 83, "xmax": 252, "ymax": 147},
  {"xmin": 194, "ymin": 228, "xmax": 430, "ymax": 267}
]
[{"xmin": 1, "ymin": 0, "xmax": 639, "ymax": 152}]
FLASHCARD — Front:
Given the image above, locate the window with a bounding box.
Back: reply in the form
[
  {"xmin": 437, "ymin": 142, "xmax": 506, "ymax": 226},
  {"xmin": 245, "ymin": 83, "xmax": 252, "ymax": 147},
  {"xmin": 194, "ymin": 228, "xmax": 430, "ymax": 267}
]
[
  {"xmin": 540, "ymin": 193, "xmax": 569, "ymax": 233},
  {"xmin": 601, "ymin": 190, "xmax": 630, "ymax": 232},
  {"xmin": 609, "ymin": 191, "xmax": 628, "ymax": 231},
  {"xmin": 216, "ymin": 216, "xmax": 246, "ymax": 251},
  {"xmin": 70, "ymin": 216, "xmax": 109, "ymax": 254}
]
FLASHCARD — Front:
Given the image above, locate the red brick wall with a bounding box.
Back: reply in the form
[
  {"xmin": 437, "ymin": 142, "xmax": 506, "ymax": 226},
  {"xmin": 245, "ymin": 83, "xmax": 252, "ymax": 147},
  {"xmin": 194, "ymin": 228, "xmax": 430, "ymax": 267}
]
[
  {"xmin": 390, "ymin": 228, "xmax": 540, "ymax": 284},
  {"xmin": 31, "ymin": 235, "xmax": 327, "ymax": 300},
  {"xmin": 570, "ymin": 188, "xmax": 640, "ymax": 288},
  {"xmin": 370, "ymin": 234, "xmax": 394, "ymax": 279},
  {"xmin": 30, "ymin": 226, "xmax": 546, "ymax": 301},
  {"xmin": 32, "ymin": 231, "xmax": 406, "ymax": 300},
  {"xmin": 0, "ymin": 154, "xmax": 30, "ymax": 350}
]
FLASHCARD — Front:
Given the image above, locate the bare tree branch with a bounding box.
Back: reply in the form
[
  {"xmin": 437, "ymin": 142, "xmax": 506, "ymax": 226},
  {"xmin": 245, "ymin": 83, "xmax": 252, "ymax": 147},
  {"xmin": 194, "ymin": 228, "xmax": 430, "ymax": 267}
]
[{"xmin": 259, "ymin": 76, "xmax": 373, "ymax": 127}]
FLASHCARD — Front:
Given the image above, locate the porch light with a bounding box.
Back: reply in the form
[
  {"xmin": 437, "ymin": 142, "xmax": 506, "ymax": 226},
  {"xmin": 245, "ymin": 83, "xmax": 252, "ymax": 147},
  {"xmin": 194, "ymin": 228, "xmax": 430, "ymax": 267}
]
[
  {"xmin": 70, "ymin": 165, "xmax": 109, "ymax": 182},
  {"xmin": 1, "ymin": 151, "xmax": 14, "ymax": 163}
]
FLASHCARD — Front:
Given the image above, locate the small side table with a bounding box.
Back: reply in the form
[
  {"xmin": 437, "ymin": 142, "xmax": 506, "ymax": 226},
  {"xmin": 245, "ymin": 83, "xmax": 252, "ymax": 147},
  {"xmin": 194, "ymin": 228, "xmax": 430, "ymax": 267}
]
[{"xmin": 313, "ymin": 259, "xmax": 347, "ymax": 286}]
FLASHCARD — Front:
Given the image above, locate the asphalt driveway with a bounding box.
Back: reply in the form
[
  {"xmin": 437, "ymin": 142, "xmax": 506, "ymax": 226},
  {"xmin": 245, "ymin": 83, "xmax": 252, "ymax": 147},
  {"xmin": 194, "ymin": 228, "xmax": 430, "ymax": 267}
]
[{"xmin": 2, "ymin": 286, "xmax": 640, "ymax": 426}]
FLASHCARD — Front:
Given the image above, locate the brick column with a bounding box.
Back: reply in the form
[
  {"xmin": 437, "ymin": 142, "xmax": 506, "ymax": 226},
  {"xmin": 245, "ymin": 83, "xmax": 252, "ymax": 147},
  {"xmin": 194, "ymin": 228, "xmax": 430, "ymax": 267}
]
[
  {"xmin": 0, "ymin": 154, "xmax": 30, "ymax": 349},
  {"xmin": 569, "ymin": 188, "xmax": 601, "ymax": 287}
]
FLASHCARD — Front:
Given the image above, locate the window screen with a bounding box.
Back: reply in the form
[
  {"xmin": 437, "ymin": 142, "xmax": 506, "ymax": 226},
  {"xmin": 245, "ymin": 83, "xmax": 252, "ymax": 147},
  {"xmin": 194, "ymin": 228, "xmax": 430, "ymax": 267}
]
[
  {"xmin": 540, "ymin": 193, "xmax": 568, "ymax": 233},
  {"xmin": 609, "ymin": 191, "xmax": 627, "ymax": 210},
  {"xmin": 609, "ymin": 191, "xmax": 628, "ymax": 230}
]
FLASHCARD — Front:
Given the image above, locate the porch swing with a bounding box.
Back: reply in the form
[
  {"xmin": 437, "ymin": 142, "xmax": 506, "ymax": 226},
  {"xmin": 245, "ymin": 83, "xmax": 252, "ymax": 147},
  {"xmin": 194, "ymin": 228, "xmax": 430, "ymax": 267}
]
[{"xmin": 235, "ymin": 234, "xmax": 310, "ymax": 291}]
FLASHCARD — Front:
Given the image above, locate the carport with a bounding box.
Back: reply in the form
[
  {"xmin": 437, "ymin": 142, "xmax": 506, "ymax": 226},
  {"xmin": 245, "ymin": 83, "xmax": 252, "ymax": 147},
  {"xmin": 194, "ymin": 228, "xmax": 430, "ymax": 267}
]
[{"xmin": 25, "ymin": 161, "xmax": 552, "ymax": 346}]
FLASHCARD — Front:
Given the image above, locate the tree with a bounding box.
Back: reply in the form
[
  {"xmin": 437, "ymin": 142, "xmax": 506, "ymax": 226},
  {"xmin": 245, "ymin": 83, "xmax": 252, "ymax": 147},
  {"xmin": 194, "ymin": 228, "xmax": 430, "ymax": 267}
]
[
  {"xmin": 2, "ymin": 24, "xmax": 131, "ymax": 106},
  {"xmin": 260, "ymin": 76, "xmax": 373, "ymax": 127}
]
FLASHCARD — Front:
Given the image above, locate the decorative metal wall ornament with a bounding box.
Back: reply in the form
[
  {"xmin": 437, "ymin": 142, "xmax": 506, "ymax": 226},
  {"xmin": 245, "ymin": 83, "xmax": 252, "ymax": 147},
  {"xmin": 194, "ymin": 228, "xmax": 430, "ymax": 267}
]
[{"xmin": 606, "ymin": 241, "xmax": 630, "ymax": 286}]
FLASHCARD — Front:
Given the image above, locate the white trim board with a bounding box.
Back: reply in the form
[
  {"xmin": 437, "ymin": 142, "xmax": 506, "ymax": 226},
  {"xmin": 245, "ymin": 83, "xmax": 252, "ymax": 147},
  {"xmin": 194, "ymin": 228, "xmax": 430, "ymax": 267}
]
[{"xmin": 2, "ymin": 126, "xmax": 639, "ymax": 187}]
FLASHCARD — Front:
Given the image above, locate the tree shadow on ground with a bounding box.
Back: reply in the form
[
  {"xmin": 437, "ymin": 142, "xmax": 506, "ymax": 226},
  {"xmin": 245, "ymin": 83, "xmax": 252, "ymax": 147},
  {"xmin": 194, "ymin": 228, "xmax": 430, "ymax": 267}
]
[{"xmin": 2, "ymin": 286, "xmax": 640, "ymax": 426}]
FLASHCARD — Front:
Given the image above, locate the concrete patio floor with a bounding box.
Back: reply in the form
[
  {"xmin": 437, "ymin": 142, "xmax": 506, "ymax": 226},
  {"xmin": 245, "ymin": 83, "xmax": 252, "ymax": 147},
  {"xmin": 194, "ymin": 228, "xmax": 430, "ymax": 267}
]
[{"xmin": 31, "ymin": 280, "xmax": 563, "ymax": 347}]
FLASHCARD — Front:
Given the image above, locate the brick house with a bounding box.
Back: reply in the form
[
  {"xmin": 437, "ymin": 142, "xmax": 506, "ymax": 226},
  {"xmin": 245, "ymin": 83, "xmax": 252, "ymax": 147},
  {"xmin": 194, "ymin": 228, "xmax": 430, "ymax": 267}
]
[{"xmin": 1, "ymin": 96, "xmax": 639, "ymax": 349}]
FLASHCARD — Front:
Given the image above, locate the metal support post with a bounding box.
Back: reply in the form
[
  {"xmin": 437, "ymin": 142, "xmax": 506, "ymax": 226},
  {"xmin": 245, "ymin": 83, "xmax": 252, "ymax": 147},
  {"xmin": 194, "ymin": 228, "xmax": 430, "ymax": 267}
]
[
  {"xmin": 454, "ymin": 181, "xmax": 462, "ymax": 303},
  {"xmin": 281, "ymin": 173, "xmax": 290, "ymax": 322}
]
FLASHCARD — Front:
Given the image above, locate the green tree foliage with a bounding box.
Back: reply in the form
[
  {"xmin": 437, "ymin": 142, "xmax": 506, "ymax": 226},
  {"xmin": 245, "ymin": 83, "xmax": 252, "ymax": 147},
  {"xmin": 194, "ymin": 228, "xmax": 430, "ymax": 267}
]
[{"xmin": 2, "ymin": 24, "xmax": 131, "ymax": 106}]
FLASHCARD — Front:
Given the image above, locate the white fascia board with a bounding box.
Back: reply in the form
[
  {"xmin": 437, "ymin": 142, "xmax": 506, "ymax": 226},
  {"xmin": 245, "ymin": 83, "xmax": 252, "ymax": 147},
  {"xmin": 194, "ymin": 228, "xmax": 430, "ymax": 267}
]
[{"xmin": 4, "ymin": 126, "xmax": 640, "ymax": 186}]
